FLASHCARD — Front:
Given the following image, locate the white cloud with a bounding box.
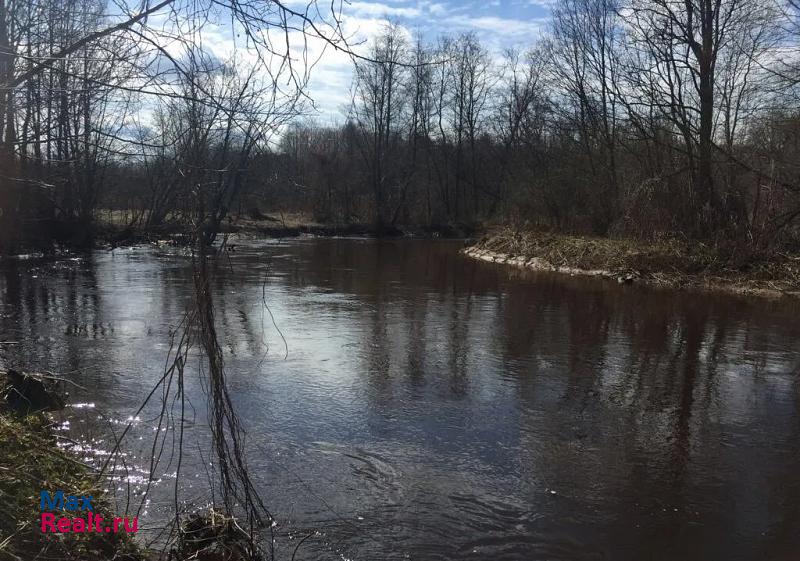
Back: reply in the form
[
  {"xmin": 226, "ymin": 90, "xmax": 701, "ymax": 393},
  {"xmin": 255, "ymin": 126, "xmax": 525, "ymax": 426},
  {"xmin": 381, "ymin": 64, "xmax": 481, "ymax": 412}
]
[
  {"xmin": 444, "ymin": 14, "xmax": 546, "ymax": 38},
  {"xmin": 294, "ymin": 4, "xmax": 549, "ymax": 119},
  {"xmin": 135, "ymin": 0, "xmax": 550, "ymax": 125},
  {"xmin": 347, "ymin": 1, "xmax": 422, "ymax": 18},
  {"xmin": 428, "ymin": 3, "xmax": 448, "ymax": 15},
  {"xmin": 279, "ymin": 15, "xmax": 415, "ymax": 118},
  {"xmin": 527, "ymin": 0, "xmax": 555, "ymax": 8}
]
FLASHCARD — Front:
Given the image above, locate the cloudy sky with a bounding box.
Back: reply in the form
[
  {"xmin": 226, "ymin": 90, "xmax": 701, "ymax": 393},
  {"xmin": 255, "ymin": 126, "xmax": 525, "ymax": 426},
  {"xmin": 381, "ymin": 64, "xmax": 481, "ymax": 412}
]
[
  {"xmin": 288, "ymin": 0, "xmax": 552, "ymax": 122},
  {"xmin": 133, "ymin": 0, "xmax": 552, "ymax": 136}
]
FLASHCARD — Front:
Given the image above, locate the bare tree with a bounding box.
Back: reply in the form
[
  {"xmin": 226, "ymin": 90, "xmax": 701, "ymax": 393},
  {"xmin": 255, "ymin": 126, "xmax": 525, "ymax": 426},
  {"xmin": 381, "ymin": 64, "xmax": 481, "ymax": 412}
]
[
  {"xmin": 350, "ymin": 23, "xmax": 408, "ymax": 229},
  {"xmin": 622, "ymin": 0, "xmax": 775, "ymax": 232},
  {"xmin": 551, "ymin": 0, "xmax": 622, "ymax": 232}
]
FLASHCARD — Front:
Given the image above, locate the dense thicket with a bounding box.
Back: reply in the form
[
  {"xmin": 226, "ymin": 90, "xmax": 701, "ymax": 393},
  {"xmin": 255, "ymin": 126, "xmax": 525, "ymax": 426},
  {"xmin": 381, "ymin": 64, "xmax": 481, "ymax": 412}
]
[
  {"xmin": 2, "ymin": 0, "xmax": 800, "ymax": 251},
  {"xmin": 0, "ymin": 0, "xmax": 332, "ymax": 251}
]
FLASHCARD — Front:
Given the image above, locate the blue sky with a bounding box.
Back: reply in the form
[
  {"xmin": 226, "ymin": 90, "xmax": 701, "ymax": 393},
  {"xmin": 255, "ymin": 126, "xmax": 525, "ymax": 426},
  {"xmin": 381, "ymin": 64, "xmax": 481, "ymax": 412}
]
[
  {"xmin": 130, "ymin": 0, "xmax": 552, "ymax": 137},
  {"xmin": 295, "ymin": 0, "xmax": 553, "ymax": 121}
]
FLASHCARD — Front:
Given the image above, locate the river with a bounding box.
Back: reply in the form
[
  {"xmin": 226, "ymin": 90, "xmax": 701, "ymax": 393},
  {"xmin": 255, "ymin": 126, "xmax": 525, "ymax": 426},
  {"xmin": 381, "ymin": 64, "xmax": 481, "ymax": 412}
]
[{"xmin": 1, "ymin": 237, "xmax": 799, "ymax": 560}]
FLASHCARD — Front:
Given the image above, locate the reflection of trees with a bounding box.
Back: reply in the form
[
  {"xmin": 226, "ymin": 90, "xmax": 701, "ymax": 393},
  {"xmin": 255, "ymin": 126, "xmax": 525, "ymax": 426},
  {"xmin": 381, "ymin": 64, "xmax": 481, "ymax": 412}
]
[
  {"xmin": 490, "ymin": 268, "xmax": 800, "ymax": 559},
  {"xmin": 0, "ymin": 252, "xmax": 194, "ymax": 406},
  {"xmin": 289, "ymin": 240, "xmax": 478, "ymax": 408},
  {"xmin": 3, "ymin": 240, "xmax": 800, "ymax": 558},
  {"xmin": 0, "ymin": 255, "xmax": 99, "ymax": 372}
]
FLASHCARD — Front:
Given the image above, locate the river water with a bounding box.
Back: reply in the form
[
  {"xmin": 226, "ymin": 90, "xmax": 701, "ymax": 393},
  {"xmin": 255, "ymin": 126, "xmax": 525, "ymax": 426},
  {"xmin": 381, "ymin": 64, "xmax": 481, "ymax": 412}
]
[{"xmin": 1, "ymin": 238, "xmax": 799, "ymax": 560}]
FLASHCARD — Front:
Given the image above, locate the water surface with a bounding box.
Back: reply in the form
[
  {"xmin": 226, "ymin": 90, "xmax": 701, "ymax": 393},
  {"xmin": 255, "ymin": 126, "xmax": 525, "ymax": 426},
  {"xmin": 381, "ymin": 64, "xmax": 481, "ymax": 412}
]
[{"xmin": 1, "ymin": 238, "xmax": 799, "ymax": 560}]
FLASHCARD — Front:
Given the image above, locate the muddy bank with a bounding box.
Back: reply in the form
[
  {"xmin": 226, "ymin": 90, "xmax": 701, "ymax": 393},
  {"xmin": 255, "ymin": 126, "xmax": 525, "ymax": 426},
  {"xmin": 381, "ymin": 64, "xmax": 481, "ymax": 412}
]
[{"xmin": 465, "ymin": 229, "xmax": 800, "ymax": 298}]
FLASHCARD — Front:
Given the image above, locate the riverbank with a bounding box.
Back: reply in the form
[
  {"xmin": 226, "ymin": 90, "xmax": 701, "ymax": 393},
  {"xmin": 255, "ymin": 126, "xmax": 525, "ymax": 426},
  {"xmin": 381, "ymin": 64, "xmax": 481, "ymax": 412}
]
[
  {"xmin": 93, "ymin": 211, "xmax": 480, "ymax": 248},
  {"xmin": 0, "ymin": 409, "xmax": 146, "ymax": 560},
  {"xmin": 231, "ymin": 212, "xmax": 479, "ymax": 239},
  {"xmin": 0, "ymin": 211, "xmax": 482, "ymax": 256},
  {"xmin": 0, "ymin": 371, "xmax": 265, "ymax": 561},
  {"xmin": 465, "ymin": 228, "xmax": 800, "ymax": 298}
]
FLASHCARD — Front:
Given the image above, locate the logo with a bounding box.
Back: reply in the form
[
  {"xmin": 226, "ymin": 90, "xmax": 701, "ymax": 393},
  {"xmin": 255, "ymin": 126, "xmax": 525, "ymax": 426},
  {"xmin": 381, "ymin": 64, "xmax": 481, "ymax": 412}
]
[{"xmin": 39, "ymin": 490, "xmax": 138, "ymax": 534}]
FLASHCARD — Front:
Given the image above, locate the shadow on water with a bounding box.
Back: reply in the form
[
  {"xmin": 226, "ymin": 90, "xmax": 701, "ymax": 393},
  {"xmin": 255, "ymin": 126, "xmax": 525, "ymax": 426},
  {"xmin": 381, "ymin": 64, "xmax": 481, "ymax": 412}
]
[{"xmin": 1, "ymin": 238, "xmax": 799, "ymax": 560}]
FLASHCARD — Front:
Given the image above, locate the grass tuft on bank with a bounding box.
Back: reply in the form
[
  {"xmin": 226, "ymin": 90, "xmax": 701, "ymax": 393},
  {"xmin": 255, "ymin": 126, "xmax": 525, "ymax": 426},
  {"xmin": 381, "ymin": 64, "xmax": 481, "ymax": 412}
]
[
  {"xmin": 467, "ymin": 228, "xmax": 800, "ymax": 297},
  {"xmin": 0, "ymin": 410, "xmax": 146, "ymax": 561}
]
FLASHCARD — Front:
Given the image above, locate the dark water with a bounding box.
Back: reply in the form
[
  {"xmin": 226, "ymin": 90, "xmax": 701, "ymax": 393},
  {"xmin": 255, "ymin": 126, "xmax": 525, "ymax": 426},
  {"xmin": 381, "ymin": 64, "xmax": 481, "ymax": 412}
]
[{"xmin": 2, "ymin": 238, "xmax": 800, "ymax": 560}]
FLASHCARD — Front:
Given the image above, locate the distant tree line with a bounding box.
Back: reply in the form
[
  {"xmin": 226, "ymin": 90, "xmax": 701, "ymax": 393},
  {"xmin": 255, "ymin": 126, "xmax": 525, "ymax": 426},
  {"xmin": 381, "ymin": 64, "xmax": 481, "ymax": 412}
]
[
  {"xmin": 258, "ymin": 0, "xmax": 800, "ymax": 245},
  {"xmin": 2, "ymin": 0, "xmax": 800, "ymax": 250}
]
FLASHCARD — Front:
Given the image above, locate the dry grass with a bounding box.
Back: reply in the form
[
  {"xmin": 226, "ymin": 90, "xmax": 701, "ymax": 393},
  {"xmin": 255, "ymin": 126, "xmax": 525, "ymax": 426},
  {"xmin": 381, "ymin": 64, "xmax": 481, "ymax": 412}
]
[
  {"xmin": 177, "ymin": 509, "xmax": 262, "ymax": 561},
  {"xmin": 0, "ymin": 408, "xmax": 146, "ymax": 561},
  {"xmin": 469, "ymin": 227, "xmax": 800, "ymax": 297}
]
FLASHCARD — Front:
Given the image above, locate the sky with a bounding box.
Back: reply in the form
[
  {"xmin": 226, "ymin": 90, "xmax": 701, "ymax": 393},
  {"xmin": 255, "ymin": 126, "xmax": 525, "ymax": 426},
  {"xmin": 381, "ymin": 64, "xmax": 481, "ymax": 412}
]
[
  {"xmin": 123, "ymin": 0, "xmax": 553, "ymax": 140},
  {"xmin": 281, "ymin": 0, "xmax": 553, "ymax": 122}
]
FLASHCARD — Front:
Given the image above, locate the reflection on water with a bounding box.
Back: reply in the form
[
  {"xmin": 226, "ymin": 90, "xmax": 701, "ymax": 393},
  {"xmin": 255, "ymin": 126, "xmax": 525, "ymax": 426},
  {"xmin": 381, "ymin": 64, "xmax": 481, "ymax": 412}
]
[{"xmin": 1, "ymin": 238, "xmax": 799, "ymax": 560}]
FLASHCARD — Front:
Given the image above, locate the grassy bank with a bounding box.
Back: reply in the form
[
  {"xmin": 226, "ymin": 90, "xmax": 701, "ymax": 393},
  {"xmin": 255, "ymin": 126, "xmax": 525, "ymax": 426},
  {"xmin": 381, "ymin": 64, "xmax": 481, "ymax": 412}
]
[
  {"xmin": 465, "ymin": 228, "xmax": 800, "ymax": 298},
  {"xmin": 1, "ymin": 369, "xmax": 270, "ymax": 561},
  {"xmin": 0, "ymin": 410, "xmax": 146, "ymax": 561},
  {"xmin": 93, "ymin": 210, "xmax": 480, "ymax": 247},
  {"xmin": 0, "ymin": 210, "xmax": 482, "ymax": 255}
]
